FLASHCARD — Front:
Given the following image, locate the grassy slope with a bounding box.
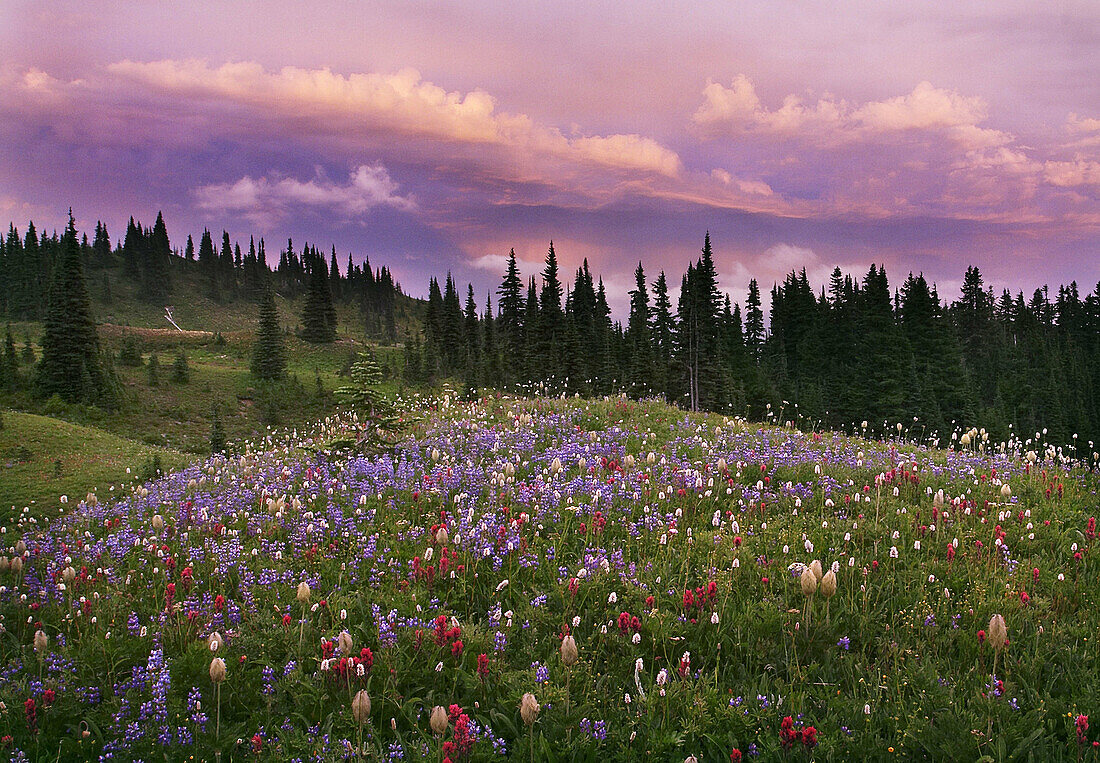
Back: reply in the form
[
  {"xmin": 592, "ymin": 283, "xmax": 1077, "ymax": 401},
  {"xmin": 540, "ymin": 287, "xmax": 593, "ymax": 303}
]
[
  {"xmin": 0, "ymin": 257, "xmax": 422, "ymax": 519},
  {"xmin": 0, "ymin": 410, "xmax": 188, "ymax": 515}
]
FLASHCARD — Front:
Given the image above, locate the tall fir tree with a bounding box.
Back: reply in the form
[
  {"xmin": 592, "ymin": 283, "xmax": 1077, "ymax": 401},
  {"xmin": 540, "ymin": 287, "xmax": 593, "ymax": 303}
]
[
  {"xmin": 251, "ymin": 283, "xmax": 286, "ymax": 380},
  {"xmin": 537, "ymin": 241, "xmax": 565, "ymax": 377},
  {"xmin": 497, "ymin": 249, "xmax": 525, "ymax": 378},
  {"xmin": 626, "ymin": 262, "xmax": 655, "ymax": 396},
  {"xmin": 36, "ymin": 212, "xmax": 114, "ymax": 405},
  {"xmin": 141, "ymin": 211, "xmax": 172, "ymax": 303},
  {"xmin": 300, "ymin": 250, "xmax": 337, "ymax": 343}
]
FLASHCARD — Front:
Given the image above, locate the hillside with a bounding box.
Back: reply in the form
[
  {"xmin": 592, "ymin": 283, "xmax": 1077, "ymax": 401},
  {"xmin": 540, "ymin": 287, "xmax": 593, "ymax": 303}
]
[
  {"xmin": 0, "ymin": 256, "xmax": 422, "ymax": 515},
  {"xmin": 0, "ymin": 410, "xmax": 188, "ymax": 515},
  {"xmin": 0, "ymin": 396, "xmax": 1095, "ymax": 760}
]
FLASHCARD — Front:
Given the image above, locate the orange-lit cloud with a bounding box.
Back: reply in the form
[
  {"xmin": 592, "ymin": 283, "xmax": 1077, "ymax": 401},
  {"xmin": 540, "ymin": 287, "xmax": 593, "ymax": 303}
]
[{"xmin": 106, "ymin": 60, "xmax": 683, "ymax": 178}]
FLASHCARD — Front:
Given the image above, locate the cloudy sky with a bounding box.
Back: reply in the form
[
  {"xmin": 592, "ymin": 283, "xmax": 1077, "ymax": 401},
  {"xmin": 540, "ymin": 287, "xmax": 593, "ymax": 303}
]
[{"xmin": 1, "ymin": 1, "xmax": 1097, "ymax": 314}]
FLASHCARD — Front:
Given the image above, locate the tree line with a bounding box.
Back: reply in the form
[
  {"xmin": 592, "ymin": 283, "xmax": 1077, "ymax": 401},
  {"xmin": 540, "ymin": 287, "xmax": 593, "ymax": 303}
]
[
  {"xmin": 0, "ymin": 214, "xmax": 404, "ymax": 344},
  {"xmin": 415, "ymin": 234, "xmax": 1100, "ymax": 451},
  {"xmin": 0, "ymin": 211, "xmax": 409, "ymax": 406},
  {"xmin": 4, "ymin": 211, "xmax": 1098, "ymax": 452}
]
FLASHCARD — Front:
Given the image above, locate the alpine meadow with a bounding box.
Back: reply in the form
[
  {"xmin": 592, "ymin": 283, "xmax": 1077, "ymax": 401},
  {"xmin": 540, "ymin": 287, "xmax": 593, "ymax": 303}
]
[{"xmin": 1, "ymin": 2, "xmax": 1099, "ymax": 761}]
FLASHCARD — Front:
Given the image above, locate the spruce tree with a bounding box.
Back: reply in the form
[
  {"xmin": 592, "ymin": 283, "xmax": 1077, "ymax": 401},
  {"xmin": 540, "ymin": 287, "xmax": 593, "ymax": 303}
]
[
  {"xmin": 626, "ymin": 262, "xmax": 655, "ymax": 396},
  {"xmin": 118, "ymin": 336, "xmax": 143, "ymax": 366},
  {"xmin": 142, "ymin": 211, "xmax": 172, "ymax": 303},
  {"xmin": 171, "ymin": 346, "xmax": 190, "ymax": 384},
  {"xmin": 198, "ymin": 229, "xmax": 220, "ymax": 301},
  {"xmin": 252, "ymin": 283, "xmax": 287, "ymax": 380},
  {"xmin": 524, "ymin": 277, "xmax": 540, "ymax": 383},
  {"xmin": 19, "ymin": 222, "xmax": 43, "ymax": 319},
  {"xmin": 333, "ymin": 351, "xmax": 403, "ymax": 451},
  {"xmin": 441, "ymin": 274, "xmax": 463, "ymax": 372},
  {"xmin": 651, "ymin": 271, "xmax": 676, "ymax": 401},
  {"xmin": 537, "ymin": 242, "xmax": 565, "ymax": 374},
  {"xmin": 300, "ymin": 252, "xmax": 337, "ymax": 343},
  {"xmin": 464, "ymin": 285, "xmax": 480, "ymax": 371},
  {"xmin": 481, "ymin": 290, "xmax": 502, "ymax": 387},
  {"xmin": 92, "ymin": 221, "xmax": 111, "ymax": 268},
  {"xmin": 497, "ymin": 249, "xmax": 524, "ymax": 372},
  {"xmin": 745, "ymin": 279, "xmax": 765, "ymax": 359},
  {"xmin": 36, "ymin": 212, "xmax": 114, "ymax": 405},
  {"xmin": 403, "ymin": 333, "xmax": 422, "ymax": 384}
]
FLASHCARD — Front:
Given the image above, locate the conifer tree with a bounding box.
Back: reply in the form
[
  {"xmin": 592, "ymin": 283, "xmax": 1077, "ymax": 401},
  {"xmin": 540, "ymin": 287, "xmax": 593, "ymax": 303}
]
[
  {"xmin": 332, "ymin": 351, "xmax": 404, "ymax": 451},
  {"xmin": 142, "ymin": 211, "xmax": 172, "ymax": 303},
  {"xmin": 300, "ymin": 252, "xmax": 337, "ymax": 343},
  {"xmin": 481, "ymin": 290, "xmax": 502, "ymax": 386},
  {"xmin": 497, "ymin": 249, "xmax": 525, "ymax": 364},
  {"xmin": 36, "ymin": 212, "xmax": 114, "ymax": 405},
  {"xmin": 441, "ymin": 274, "xmax": 463, "ymax": 372},
  {"xmin": 198, "ymin": 229, "xmax": 220, "ymax": 301},
  {"xmin": 464, "ymin": 285, "xmax": 480, "ymax": 371},
  {"xmin": 171, "ymin": 346, "xmax": 190, "ymax": 384},
  {"xmin": 122, "ymin": 218, "xmax": 143, "ymax": 284},
  {"xmin": 251, "ymin": 282, "xmax": 286, "ymax": 381},
  {"xmin": 403, "ymin": 332, "xmax": 422, "ymax": 384},
  {"xmin": 92, "ymin": 221, "xmax": 112, "ymax": 268},
  {"xmin": 651, "ymin": 271, "xmax": 676, "ymax": 400},
  {"xmin": 2, "ymin": 326, "xmax": 16, "ymax": 389},
  {"xmin": 745, "ymin": 279, "xmax": 765, "ymax": 359},
  {"xmin": 537, "ymin": 242, "xmax": 565, "ymax": 375},
  {"xmin": 524, "ymin": 276, "xmax": 540, "ymax": 383},
  {"xmin": 626, "ymin": 262, "xmax": 655, "ymax": 396}
]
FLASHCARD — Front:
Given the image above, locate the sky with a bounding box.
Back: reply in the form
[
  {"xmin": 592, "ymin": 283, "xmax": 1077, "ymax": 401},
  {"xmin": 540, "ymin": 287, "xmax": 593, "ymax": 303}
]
[{"xmin": 1, "ymin": 0, "xmax": 1098, "ymax": 316}]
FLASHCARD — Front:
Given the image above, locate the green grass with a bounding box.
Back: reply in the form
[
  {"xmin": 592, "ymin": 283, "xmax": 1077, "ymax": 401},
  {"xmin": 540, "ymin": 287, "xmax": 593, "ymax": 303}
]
[
  {"xmin": 1, "ymin": 258, "xmax": 418, "ymax": 516},
  {"xmin": 2, "ymin": 396, "xmax": 1098, "ymax": 761},
  {"xmin": 0, "ymin": 410, "xmax": 188, "ymax": 519}
]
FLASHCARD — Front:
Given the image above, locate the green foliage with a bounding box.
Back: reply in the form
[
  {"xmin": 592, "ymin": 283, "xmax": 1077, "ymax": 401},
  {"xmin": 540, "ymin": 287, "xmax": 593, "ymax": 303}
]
[
  {"xmin": 118, "ymin": 336, "xmax": 144, "ymax": 366},
  {"xmin": 209, "ymin": 404, "xmax": 226, "ymax": 454},
  {"xmin": 35, "ymin": 213, "xmax": 115, "ymax": 406},
  {"xmin": 170, "ymin": 346, "xmax": 190, "ymax": 384},
  {"xmin": 147, "ymin": 353, "xmax": 160, "ymax": 386},
  {"xmin": 250, "ymin": 283, "xmax": 286, "ymax": 381},
  {"xmin": 331, "ymin": 351, "xmax": 404, "ymax": 451},
  {"xmin": 300, "ymin": 249, "xmax": 337, "ymax": 343}
]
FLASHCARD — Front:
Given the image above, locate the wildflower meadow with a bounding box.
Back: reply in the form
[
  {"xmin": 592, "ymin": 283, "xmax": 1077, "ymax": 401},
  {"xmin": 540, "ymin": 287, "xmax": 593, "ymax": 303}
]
[{"xmin": 1, "ymin": 395, "xmax": 1098, "ymax": 761}]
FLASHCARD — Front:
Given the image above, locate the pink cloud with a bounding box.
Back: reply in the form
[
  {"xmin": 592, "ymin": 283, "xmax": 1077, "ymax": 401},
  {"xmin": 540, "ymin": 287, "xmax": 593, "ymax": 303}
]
[
  {"xmin": 694, "ymin": 76, "xmax": 1010, "ymax": 149},
  {"xmin": 1043, "ymin": 159, "xmax": 1100, "ymax": 188},
  {"xmin": 105, "ymin": 59, "xmax": 682, "ymax": 178},
  {"xmin": 194, "ymin": 164, "xmax": 416, "ymax": 225}
]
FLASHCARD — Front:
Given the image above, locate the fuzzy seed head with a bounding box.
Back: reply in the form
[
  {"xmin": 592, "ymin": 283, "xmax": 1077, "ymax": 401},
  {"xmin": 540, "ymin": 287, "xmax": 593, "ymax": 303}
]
[
  {"xmin": 296, "ymin": 581, "xmax": 311, "ymax": 604},
  {"xmin": 560, "ymin": 634, "xmax": 579, "ymax": 666},
  {"xmin": 209, "ymin": 657, "xmax": 227, "ymax": 683},
  {"xmin": 338, "ymin": 630, "xmax": 353, "ymax": 654},
  {"xmin": 800, "ymin": 567, "xmax": 818, "ymax": 597},
  {"xmin": 989, "ymin": 614, "xmax": 1007, "ymax": 650},
  {"xmin": 352, "ymin": 690, "xmax": 371, "ymax": 725},
  {"xmin": 809, "ymin": 559, "xmax": 823, "ymax": 582},
  {"xmin": 429, "ymin": 705, "xmax": 448, "ymax": 735},
  {"xmin": 520, "ymin": 692, "xmax": 540, "ymax": 726}
]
